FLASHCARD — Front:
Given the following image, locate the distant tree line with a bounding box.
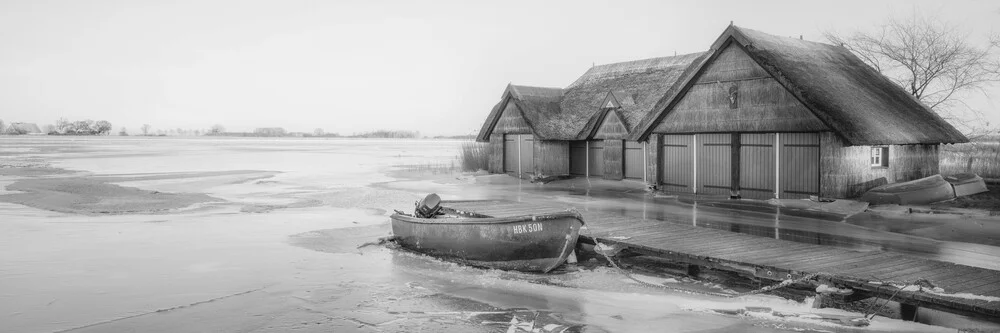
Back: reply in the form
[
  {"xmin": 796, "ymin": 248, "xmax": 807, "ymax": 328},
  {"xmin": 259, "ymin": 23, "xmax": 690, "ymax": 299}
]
[
  {"xmin": 432, "ymin": 134, "xmax": 476, "ymax": 140},
  {"xmin": 48, "ymin": 118, "xmax": 113, "ymax": 135},
  {"xmin": 202, "ymin": 128, "xmax": 420, "ymax": 139},
  {"xmin": 2, "ymin": 119, "xmax": 430, "ymax": 139},
  {"xmin": 348, "ymin": 130, "xmax": 420, "ymax": 139}
]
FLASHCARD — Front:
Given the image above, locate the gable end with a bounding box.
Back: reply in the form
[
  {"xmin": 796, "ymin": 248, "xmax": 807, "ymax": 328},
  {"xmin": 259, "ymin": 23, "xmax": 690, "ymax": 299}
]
[{"xmin": 651, "ymin": 42, "xmax": 829, "ymax": 134}]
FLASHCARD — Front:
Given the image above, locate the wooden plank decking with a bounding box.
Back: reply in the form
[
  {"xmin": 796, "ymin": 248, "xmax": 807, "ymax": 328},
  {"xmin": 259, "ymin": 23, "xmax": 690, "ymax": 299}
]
[{"xmin": 445, "ymin": 200, "xmax": 1000, "ymax": 318}]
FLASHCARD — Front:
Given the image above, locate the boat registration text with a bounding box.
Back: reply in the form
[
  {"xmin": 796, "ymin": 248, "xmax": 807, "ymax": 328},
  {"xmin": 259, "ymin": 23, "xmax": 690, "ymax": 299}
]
[{"xmin": 512, "ymin": 223, "xmax": 543, "ymax": 234}]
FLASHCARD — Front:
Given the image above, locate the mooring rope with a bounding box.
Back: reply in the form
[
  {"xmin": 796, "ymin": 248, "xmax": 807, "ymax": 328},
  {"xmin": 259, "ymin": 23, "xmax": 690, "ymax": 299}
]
[{"xmin": 357, "ymin": 236, "xmax": 400, "ymax": 250}]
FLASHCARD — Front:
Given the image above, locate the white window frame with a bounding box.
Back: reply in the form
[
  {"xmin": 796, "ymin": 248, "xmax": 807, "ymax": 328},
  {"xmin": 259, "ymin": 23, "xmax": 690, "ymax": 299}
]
[{"xmin": 871, "ymin": 146, "xmax": 889, "ymax": 167}]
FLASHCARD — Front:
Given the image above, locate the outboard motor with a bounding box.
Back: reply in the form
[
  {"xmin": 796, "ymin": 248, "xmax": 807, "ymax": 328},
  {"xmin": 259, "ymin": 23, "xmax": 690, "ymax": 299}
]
[{"xmin": 414, "ymin": 193, "xmax": 442, "ymax": 218}]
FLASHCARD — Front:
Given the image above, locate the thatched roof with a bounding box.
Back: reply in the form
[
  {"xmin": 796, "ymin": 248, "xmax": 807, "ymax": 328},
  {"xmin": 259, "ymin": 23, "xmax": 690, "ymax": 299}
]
[
  {"xmin": 477, "ymin": 53, "xmax": 706, "ymax": 142},
  {"xmin": 568, "ymin": 53, "xmax": 706, "ymax": 140},
  {"xmin": 632, "ymin": 25, "xmax": 968, "ymax": 145},
  {"xmin": 475, "ymin": 84, "xmax": 565, "ymax": 141}
]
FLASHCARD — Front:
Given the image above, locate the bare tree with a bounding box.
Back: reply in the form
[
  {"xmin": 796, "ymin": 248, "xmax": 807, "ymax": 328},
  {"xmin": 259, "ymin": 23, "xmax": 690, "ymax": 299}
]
[
  {"xmin": 209, "ymin": 124, "xmax": 225, "ymax": 135},
  {"xmin": 119, "ymin": 127, "xmax": 128, "ymax": 136},
  {"xmin": 42, "ymin": 124, "xmax": 56, "ymax": 134},
  {"xmin": 314, "ymin": 128, "xmax": 325, "ymax": 136},
  {"xmin": 826, "ymin": 13, "xmax": 1000, "ymax": 133},
  {"xmin": 55, "ymin": 118, "xmax": 71, "ymax": 134},
  {"xmin": 141, "ymin": 124, "xmax": 152, "ymax": 136}
]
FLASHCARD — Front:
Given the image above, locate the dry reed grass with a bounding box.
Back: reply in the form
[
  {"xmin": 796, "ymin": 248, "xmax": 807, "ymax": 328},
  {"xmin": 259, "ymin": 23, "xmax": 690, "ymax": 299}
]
[
  {"xmin": 459, "ymin": 141, "xmax": 490, "ymax": 172},
  {"xmin": 940, "ymin": 140, "xmax": 1000, "ymax": 179}
]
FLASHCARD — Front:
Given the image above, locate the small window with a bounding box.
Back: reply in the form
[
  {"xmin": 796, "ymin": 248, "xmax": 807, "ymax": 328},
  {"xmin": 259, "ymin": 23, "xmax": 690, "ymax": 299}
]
[{"xmin": 871, "ymin": 146, "xmax": 889, "ymax": 167}]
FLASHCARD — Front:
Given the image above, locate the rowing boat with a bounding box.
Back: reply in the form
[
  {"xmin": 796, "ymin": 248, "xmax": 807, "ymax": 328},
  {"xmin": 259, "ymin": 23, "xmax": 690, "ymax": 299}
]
[
  {"xmin": 859, "ymin": 174, "xmax": 955, "ymax": 205},
  {"xmin": 390, "ymin": 195, "xmax": 583, "ymax": 273}
]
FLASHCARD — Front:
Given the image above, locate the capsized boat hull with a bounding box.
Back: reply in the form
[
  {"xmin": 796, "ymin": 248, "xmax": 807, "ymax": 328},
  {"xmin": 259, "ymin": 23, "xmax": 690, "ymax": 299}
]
[
  {"xmin": 945, "ymin": 173, "xmax": 989, "ymax": 197},
  {"xmin": 860, "ymin": 174, "xmax": 955, "ymax": 205},
  {"xmin": 390, "ymin": 210, "xmax": 583, "ymax": 273}
]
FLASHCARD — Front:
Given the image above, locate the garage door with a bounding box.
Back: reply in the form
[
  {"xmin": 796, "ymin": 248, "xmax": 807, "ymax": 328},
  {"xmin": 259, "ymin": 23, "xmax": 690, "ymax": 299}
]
[
  {"xmin": 780, "ymin": 133, "xmax": 819, "ymax": 199},
  {"xmin": 504, "ymin": 135, "xmax": 518, "ymax": 173},
  {"xmin": 503, "ymin": 134, "xmax": 533, "ymax": 175},
  {"xmin": 588, "ymin": 140, "xmax": 604, "ymax": 177},
  {"xmin": 660, "ymin": 135, "xmax": 694, "ymax": 192},
  {"xmin": 569, "ymin": 141, "xmax": 587, "ymax": 176},
  {"xmin": 519, "ymin": 134, "xmax": 534, "ymax": 175},
  {"xmin": 697, "ymin": 134, "xmax": 732, "ymax": 195},
  {"xmin": 739, "ymin": 133, "xmax": 776, "ymax": 199},
  {"xmin": 624, "ymin": 141, "xmax": 644, "ymax": 179}
]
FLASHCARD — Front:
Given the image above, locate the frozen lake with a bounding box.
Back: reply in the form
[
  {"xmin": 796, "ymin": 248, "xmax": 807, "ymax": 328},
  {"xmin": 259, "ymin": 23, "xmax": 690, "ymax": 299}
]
[{"xmin": 0, "ymin": 136, "xmax": 987, "ymax": 332}]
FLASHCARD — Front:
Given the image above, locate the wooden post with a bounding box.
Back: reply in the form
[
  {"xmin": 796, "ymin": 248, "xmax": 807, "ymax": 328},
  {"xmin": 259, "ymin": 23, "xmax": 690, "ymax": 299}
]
[
  {"xmin": 731, "ymin": 133, "xmax": 741, "ymax": 198},
  {"xmin": 642, "ymin": 141, "xmax": 649, "ymax": 182},
  {"xmin": 517, "ymin": 135, "xmax": 522, "ymax": 176},
  {"xmin": 775, "ymin": 133, "xmax": 780, "ymax": 199},
  {"xmin": 900, "ymin": 303, "xmax": 919, "ymax": 321},
  {"xmin": 812, "ymin": 294, "xmax": 827, "ymax": 309},
  {"xmin": 692, "ymin": 134, "xmax": 698, "ymax": 193},
  {"xmin": 687, "ymin": 264, "xmax": 701, "ymax": 277}
]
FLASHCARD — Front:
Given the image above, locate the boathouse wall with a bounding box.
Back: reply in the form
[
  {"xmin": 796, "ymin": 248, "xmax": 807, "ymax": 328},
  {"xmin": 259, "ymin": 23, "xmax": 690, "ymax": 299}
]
[
  {"xmin": 602, "ymin": 139, "xmax": 624, "ymax": 180},
  {"xmin": 488, "ymin": 133, "xmax": 503, "ymax": 173},
  {"xmin": 592, "ymin": 110, "xmax": 629, "ymax": 181},
  {"xmin": 494, "ymin": 101, "xmax": 532, "ymax": 135},
  {"xmin": 486, "ymin": 100, "xmax": 535, "ymax": 176},
  {"xmin": 652, "ymin": 44, "xmax": 828, "ymax": 134},
  {"xmin": 819, "ymin": 132, "xmax": 940, "ymax": 198},
  {"xmin": 644, "ymin": 135, "xmax": 660, "ymax": 187},
  {"xmin": 648, "ymin": 43, "xmax": 827, "ymax": 199},
  {"xmin": 534, "ymin": 140, "xmax": 570, "ymax": 176}
]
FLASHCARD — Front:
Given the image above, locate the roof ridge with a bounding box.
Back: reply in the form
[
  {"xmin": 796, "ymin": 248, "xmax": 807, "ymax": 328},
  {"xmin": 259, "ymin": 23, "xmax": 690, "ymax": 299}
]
[
  {"xmin": 568, "ymin": 52, "xmax": 707, "ymax": 89},
  {"xmin": 732, "ymin": 25, "xmax": 840, "ymax": 49},
  {"xmin": 590, "ymin": 51, "xmax": 705, "ymax": 70}
]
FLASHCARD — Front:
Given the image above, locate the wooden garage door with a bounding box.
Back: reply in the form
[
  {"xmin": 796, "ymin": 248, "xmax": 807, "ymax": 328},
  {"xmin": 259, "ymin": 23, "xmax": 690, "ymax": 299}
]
[
  {"xmin": 624, "ymin": 141, "xmax": 644, "ymax": 179},
  {"xmin": 660, "ymin": 135, "xmax": 694, "ymax": 192},
  {"xmin": 504, "ymin": 135, "xmax": 518, "ymax": 173},
  {"xmin": 697, "ymin": 134, "xmax": 732, "ymax": 195},
  {"xmin": 740, "ymin": 133, "xmax": 776, "ymax": 199},
  {"xmin": 503, "ymin": 134, "xmax": 533, "ymax": 175},
  {"xmin": 587, "ymin": 140, "xmax": 604, "ymax": 177},
  {"xmin": 780, "ymin": 133, "xmax": 819, "ymax": 199},
  {"xmin": 519, "ymin": 134, "xmax": 534, "ymax": 175},
  {"xmin": 569, "ymin": 141, "xmax": 587, "ymax": 176}
]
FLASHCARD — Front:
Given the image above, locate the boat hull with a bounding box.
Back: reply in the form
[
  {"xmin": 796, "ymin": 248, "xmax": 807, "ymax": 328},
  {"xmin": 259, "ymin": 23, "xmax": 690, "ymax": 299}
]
[
  {"xmin": 945, "ymin": 173, "xmax": 989, "ymax": 197},
  {"xmin": 390, "ymin": 211, "xmax": 583, "ymax": 273},
  {"xmin": 860, "ymin": 174, "xmax": 956, "ymax": 205}
]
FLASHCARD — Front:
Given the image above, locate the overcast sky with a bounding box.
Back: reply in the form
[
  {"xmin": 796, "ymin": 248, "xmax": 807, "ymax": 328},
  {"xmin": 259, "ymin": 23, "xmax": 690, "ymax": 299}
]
[{"xmin": 1, "ymin": 0, "xmax": 998, "ymax": 136}]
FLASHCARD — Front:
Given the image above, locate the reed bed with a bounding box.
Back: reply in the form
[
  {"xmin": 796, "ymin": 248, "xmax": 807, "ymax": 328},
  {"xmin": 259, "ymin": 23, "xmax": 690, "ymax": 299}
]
[
  {"xmin": 459, "ymin": 141, "xmax": 490, "ymax": 172},
  {"xmin": 940, "ymin": 140, "xmax": 1000, "ymax": 179}
]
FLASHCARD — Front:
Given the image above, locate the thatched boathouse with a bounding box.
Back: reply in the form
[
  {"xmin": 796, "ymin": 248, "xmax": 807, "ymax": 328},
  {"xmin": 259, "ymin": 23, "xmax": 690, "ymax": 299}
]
[
  {"xmin": 477, "ymin": 24, "xmax": 967, "ymax": 199},
  {"xmin": 476, "ymin": 53, "xmax": 704, "ymax": 180},
  {"xmin": 632, "ymin": 25, "xmax": 967, "ymax": 199}
]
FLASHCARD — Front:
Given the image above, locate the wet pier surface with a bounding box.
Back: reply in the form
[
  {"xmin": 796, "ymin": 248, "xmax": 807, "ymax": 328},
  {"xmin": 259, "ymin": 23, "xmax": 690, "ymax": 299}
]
[{"xmin": 446, "ymin": 200, "xmax": 1000, "ymax": 320}]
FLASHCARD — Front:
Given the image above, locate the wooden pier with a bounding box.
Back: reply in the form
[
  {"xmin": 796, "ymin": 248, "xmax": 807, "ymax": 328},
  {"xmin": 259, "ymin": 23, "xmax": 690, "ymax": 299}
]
[{"xmin": 445, "ymin": 200, "xmax": 1000, "ymax": 320}]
